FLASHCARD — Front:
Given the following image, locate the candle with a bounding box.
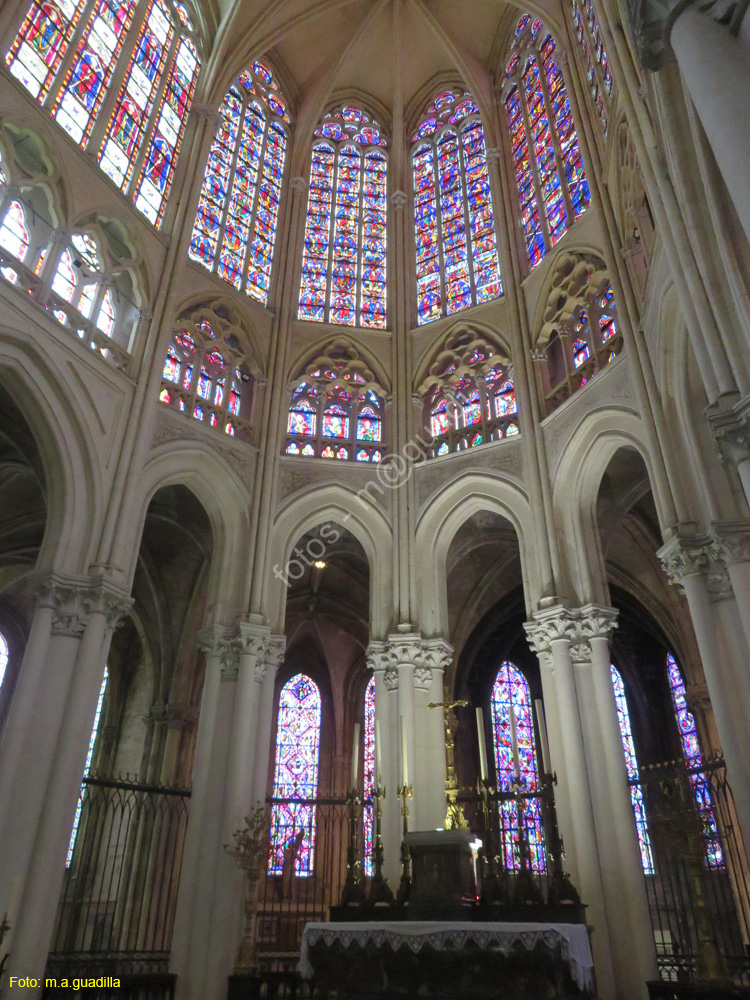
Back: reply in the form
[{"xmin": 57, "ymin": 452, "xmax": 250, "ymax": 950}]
[
  {"xmin": 375, "ymin": 719, "xmax": 382, "ymax": 787},
  {"xmin": 400, "ymin": 714, "xmax": 408, "ymax": 786},
  {"xmin": 351, "ymin": 722, "xmax": 360, "ymax": 788},
  {"xmin": 509, "ymin": 705, "xmax": 521, "ymax": 780},
  {"xmin": 476, "ymin": 707, "xmax": 488, "ymax": 781},
  {"xmin": 534, "ymin": 699, "xmax": 551, "ymax": 775}
]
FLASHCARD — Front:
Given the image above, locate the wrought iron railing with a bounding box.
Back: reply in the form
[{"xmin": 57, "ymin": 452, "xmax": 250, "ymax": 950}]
[
  {"xmin": 637, "ymin": 759, "xmax": 750, "ymax": 986},
  {"xmin": 47, "ymin": 775, "xmax": 190, "ymax": 980}
]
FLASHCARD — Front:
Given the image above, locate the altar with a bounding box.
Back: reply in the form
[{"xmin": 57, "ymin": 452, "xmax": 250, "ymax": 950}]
[{"xmin": 300, "ymin": 920, "xmax": 595, "ymax": 998}]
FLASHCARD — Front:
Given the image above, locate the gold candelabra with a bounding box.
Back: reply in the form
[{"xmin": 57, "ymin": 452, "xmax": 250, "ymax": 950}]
[
  {"xmin": 369, "ymin": 784, "xmax": 394, "ymax": 905},
  {"xmin": 225, "ymin": 802, "xmax": 269, "ymax": 973},
  {"xmin": 396, "ymin": 783, "xmax": 413, "ymax": 904}
]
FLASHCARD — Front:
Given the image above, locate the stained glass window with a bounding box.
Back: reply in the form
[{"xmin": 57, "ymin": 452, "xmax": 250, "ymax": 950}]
[
  {"xmin": 412, "ymin": 88, "xmax": 502, "ymax": 325},
  {"xmin": 7, "ymin": 0, "xmax": 200, "ymax": 228},
  {"xmin": 503, "ymin": 16, "xmax": 590, "ymax": 268},
  {"xmin": 0, "ymin": 632, "xmax": 8, "ymax": 690},
  {"xmin": 0, "ymin": 201, "xmax": 30, "ymax": 283},
  {"xmin": 427, "ymin": 362, "xmax": 517, "ymax": 456},
  {"xmin": 268, "ymin": 674, "xmax": 321, "ymax": 877},
  {"xmin": 189, "ymin": 63, "xmax": 288, "ymax": 302},
  {"xmin": 667, "ymin": 654, "xmax": 724, "ymax": 869},
  {"xmin": 298, "ymin": 105, "xmax": 387, "ymax": 329},
  {"xmin": 490, "ymin": 662, "xmax": 545, "ymax": 872},
  {"xmin": 363, "ymin": 676, "xmax": 375, "ymax": 877},
  {"xmin": 66, "ymin": 666, "xmax": 108, "ymax": 866},
  {"xmin": 285, "ymin": 364, "xmax": 385, "ymax": 462},
  {"xmin": 571, "ymin": 0, "xmax": 613, "ymax": 136},
  {"xmin": 610, "ymin": 665, "xmax": 655, "ymax": 874}
]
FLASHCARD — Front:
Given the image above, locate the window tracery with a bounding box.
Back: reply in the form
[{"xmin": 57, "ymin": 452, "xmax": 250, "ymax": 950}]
[
  {"xmin": 159, "ymin": 302, "xmax": 259, "ymax": 441},
  {"xmin": 571, "ymin": 0, "xmax": 613, "ymax": 136},
  {"xmin": 610, "ymin": 664, "xmax": 655, "ymax": 874},
  {"xmin": 298, "ymin": 104, "xmax": 387, "ymax": 330},
  {"xmin": 6, "ymin": 0, "xmax": 201, "ymax": 228},
  {"xmin": 363, "ymin": 675, "xmax": 375, "ymax": 876},
  {"xmin": 190, "ymin": 61, "xmax": 289, "ymax": 304},
  {"xmin": 490, "ymin": 662, "xmax": 546, "ymax": 872},
  {"xmin": 67, "ymin": 666, "xmax": 108, "ymax": 866},
  {"xmin": 502, "ymin": 16, "xmax": 590, "ymax": 268},
  {"xmin": 411, "ymin": 86, "xmax": 503, "ymax": 325},
  {"xmin": 417, "ymin": 328, "xmax": 517, "ymax": 456},
  {"xmin": 667, "ymin": 654, "xmax": 724, "ymax": 869},
  {"xmin": 285, "ymin": 343, "xmax": 386, "ymax": 462},
  {"xmin": 268, "ymin": 673, "xmax": 321, "ymax": 877},
  {"xmin": 537, "ymin": 253, "xmax": 623, "ymax": 411},
  {"xmin": 614, "ymin": 122, "xmax": 654, "ymax": 296}
]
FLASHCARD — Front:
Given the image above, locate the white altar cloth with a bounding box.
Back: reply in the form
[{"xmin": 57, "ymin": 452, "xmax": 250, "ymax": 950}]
[{"xmin": 300, "ymin": 920, "xmax": 594, "ymax": 992}]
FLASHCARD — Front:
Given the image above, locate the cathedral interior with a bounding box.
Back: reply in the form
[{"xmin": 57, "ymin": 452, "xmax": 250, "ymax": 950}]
[{"xmin": 0, "ymin": 0, "xmax": 750, "ymax": 996}]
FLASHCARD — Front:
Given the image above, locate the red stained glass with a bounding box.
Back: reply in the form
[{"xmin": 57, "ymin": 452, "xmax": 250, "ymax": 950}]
[
  {"xmin": 6, "ymin": 0, "xmax": 87, "ymax": 101},
  {"xmin": 611, "ymin": 666, "xmax": 655, "ymax": 874},
  {"xmin": 363, "ymin": 676, "xmax": 375, "ymax": 876}
]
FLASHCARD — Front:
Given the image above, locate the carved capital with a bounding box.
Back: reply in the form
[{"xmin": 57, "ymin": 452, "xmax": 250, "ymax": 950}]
[
  {"xmin": 35, "ymin": 572, "xmax": 132, "ymax": 637},
  {"xmin": 198, "ymin": 623, "xmax": 232, "ymax": 657},
  {"xmin": 366, "ymin": 640, "xmax": 390, "ymax": 674},
  {"xmin": 383, "ymin": 667, "xmax": 399, "ymax": 692},
  {"xmin": 193, "ymin": 103, "xmax": 222, "ymax": 128},
  {"xmin": 391, "ymin": 190, "xmax": 407, "ymax": 209},
  {"xmin": 712, "ymin": 523, "xmax": 750, "ymax": 566},
  {"xmin": 485, "ymin": 146, "xmax": 502, "ymax": 164},
  {"xmin": 530, "ymin": 349, "xmax": 547, "ymax": 363},
  {"xmin": 49, "ymin": 227, "xmax": 71, "ymax": 247},
  {"xmin": 575, "ymin": 603, "xmax": 619, "ymax": 643},
  {"xmin": 706, "ymin": 393, "xmax": 750, "ymax": 468},
  {"xmin": 235, "ymin": 621, "xmax": 285, "ymax": 682},
  {"xmin": 290, "ymin": 176, "xmax": 308, "ymax": 193},
  {"xmin": 524, "ymin": 604, "xmax": 579, "ymax": 654},
  {"xmin": 137, "ymin": 306, "xmax": 154, "ymax": 323},
  {"xmin": 413, "ymin": 666, "xmax": 434, "ymax": 691},
  {"xmin": 525, "ymin": 603, "xmax": 617, "ymax": 659},
  {"xmin": 657, "ymin": 533, "xmax": 733, "ymax": 601}
]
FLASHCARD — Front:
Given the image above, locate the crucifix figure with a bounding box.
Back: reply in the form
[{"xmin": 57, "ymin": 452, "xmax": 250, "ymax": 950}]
[{"xmin": 428, "ymin": 685, "xmax": 470, "ymax": 830}]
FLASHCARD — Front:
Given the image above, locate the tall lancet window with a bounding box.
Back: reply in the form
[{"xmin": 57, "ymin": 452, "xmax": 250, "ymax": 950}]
[
  {"xmin": 6, "ymin": 0, "xmax": 201, "ymax": 227},
  {"xmin": 268, "ymin": 674, "xmax": 321, "ymax": 877},
  {"xmin": 490, "ymin": 662, "xmax": 545, "ymax": 872},
  {"xmin": 190, "ymin": 61, "xmax": 289, "ymax": 303},
  {"xmin": 667, "ymin": 654, "xmax": 724, "ymax": 869},
  {"xmin": 298, "ymin": 105, "xmax": 388, "ymax": 330},
  {"xmin": 0, "ymin": 632, "xmax": 8, "ymax": 690},
  {"xmin": 571, "ymin": 0, "xmax": 613, "ymax": 136},
  {"xmin": 67, "ymin": 666, "xmax": 108, "ymax": 866},
  {"xmin": 363, "ymin": 676, "xmax": 376, "ymax": 876},
  {"xmin": 610, "ymin": 665, "xmax": 655, "ymax": 874},
  {"xmin": 502, "ymin": 15, "xmax": 590, "ymax": 268},
  {"xmin": 411, "ymin": 88, "xmax": 503, "ymax": 326}
]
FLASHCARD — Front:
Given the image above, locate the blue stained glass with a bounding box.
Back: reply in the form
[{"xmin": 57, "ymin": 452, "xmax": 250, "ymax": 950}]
[
  {"xmin": 490, "ymin": 662, "xmax": 546, "ymax": 872},
  {"xmin": 611, "ymin": 666, "xmax": 655, "ymax": 874},
  {"xmin": 322, "ymin": 403, "xmax": 348, "ymax": 439},
  {"xmin": 268, "ymin": 674, "xmax": 321, "ymax": 877},
  {"xmin": 667, "ymin": 654, "xmax": 724, "ymax": 869},
  {"xmin": 67, "ymin": 667, "xmax": 108, "ymax": 867},
  {"xmin": 288, "ymin": 399, "xmax": 316, "ymax": 437},
  {"xmin": 356, "ymin": 405, "xmax": 381, "ymax": 442},
  {"xmin": 363, "ymin": 676, "xmax": 375, "ymax": 876},
  {"xmin": 573, "ymin": 337, "xmax": 590, "ymax": 368}
]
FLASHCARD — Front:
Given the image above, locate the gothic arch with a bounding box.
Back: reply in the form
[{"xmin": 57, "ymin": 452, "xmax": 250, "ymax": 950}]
[{"xmin": 415, "ymin": 472, "xmax": 539, "ymax": 634}]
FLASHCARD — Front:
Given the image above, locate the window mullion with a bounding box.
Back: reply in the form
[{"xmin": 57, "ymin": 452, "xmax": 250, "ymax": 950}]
[
  {"xmin": 355, "ymin": 148, "xmax": 365, "ymax": 328},
  {"xmin": 517, "ymin": 70, "xmax": 551, "ymax": 250},
  {"xmin": 458, "ymin": 126, "xmax": 477, "ymax": 307},
  {"xmin": 240, "ymin": 113, "xmax": 269, "ymax": 293}
]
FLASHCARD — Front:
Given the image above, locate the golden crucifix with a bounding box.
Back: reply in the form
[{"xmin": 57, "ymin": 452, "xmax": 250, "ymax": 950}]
[{"xmin": 428, "ymin": 685, "xmax": 470, "ymax": 830}]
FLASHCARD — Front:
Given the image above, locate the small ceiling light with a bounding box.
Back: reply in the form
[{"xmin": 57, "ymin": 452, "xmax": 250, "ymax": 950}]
[{"xmin": 314, "ymin": 560, "xmax": 326, "ymax": 569}]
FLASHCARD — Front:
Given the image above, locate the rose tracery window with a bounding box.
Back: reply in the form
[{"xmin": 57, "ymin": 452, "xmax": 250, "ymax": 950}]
[
  {"xmin": 298, "ymin": 105, "xmax": 387, "ymax": 330},
  {"xmin": 6, "ymin": 0, "xmax": 201, "ymax": 228},
  {"xmin": 502, "ymin": 15, "xmax": 590, "ymax": 269},
  {"xmin": 159, "ymin": 307, "xmax": 256, "ymax": 440},
  {"xmin": 411, "ymin": 87, "xmax": 502, "ymax": 326},
  {"xmin": 190, "ymin": 61, "xmax": 288, "ymax": 304}
]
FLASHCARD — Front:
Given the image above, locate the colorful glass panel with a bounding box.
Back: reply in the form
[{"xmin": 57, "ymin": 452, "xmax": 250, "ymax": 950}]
[
  {"xmin": 363, "ymin": 676, "xmax": 375, "ymax": 876},
  {"xmin": 572, "ymin": 0, "xmax": 606, "ymax": 135},
  {"xmin": 0, "ymin": 633, "xmax": 8, "ymax": 690},
  {"xmin": 52, "ymin": 0, "xmax": 136, "ymax": 145},
  {"xmin": 573, "ymin": 337, "xmax": 590, "ymax": 368},
  {"xmin": 322, "ymin": 403, "xmax": 348, "ymax": 439},
  {"xmin": 667, "ymin": 654, "xmax": 724, "ymax": 869},
  {"xmin": 0, "ymin": 202, "xmax": 30, "ymax": 265},
  {"xmin": 490, "ymin": 662, "xmax": 546, "ymax": 872},
  {"xmin": 66, "ymin": 666, "xmax": 108, "ymax": 866},
  {"xmin": 97, "ymin": 287, "xmax": 115, "ymax": 334},
  {"xmin": 268, "ymin": 674, "xmax": 321, "ymax": 877},
  {"xmin": 288, "ymin": 399, "xmax": 316, "ymax": 437},
  {"xmin": 542, "ymin": 36, "xmax": 590, "ymax": 220},
  {"xmin": 99, "ymin": 0, "xmax": 174, "ymax": 192},
  {"xmin": 356, "ymin": 405, "xmax": 381, "ymax": 442},
  {"xmin": 299, "ymin": 106, "xmax": 387, "ymax": 328},
  {"xmin": 611, "ymin": 665, "xmax": 655, "ymax": 874},
  {"xmin": 6, "ymin": 0, "xmax": 87, "ymax": 100},
  {"xmin": 134, "ymin": 35, "xmax": 199, "ymax": 224},
  {"xmin": 494, "ymin": 381, "xmax": 517, "ymax": 416},
  {"xmin": 52, "ymin": 247, "xmax": 77, "ymax": 302}
]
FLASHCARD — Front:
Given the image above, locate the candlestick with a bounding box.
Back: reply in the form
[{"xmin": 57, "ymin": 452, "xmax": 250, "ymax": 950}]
[
  {"xmin": 351, "ymin": 722, "xmax": 360, "ymax": 788},
  {"xmin": 375, "ymin": 719, "xmax": 382, "ymax": 786},
  {"xmin": 534, "ymin": 699, "xmax": 551, "ymax": 774},
  {"xmin": 400, "ymin": 715, "xmax": 408, "ymax": 786},
  {"xmin": 509, "ymin": 705, "xmax": 521, "ymax": 780},
  {"xmin": 476, "ymin": 707, "xmax": 488, "ymax": 781}
]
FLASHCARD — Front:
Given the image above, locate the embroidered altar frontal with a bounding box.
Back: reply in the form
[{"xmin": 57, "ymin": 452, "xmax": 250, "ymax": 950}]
[{"xmin": 301, "ymin": 921, "xmax": 595, "ymax": 998}]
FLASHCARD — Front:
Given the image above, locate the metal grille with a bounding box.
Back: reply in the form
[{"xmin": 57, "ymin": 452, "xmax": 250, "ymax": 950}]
[
  {"xmin": 47, "ymin": 776, "xmax": 190, "ymax": 978},
  {"xmin": 638, "ymin": 760, "xmax": 750, "ymax": 985}
]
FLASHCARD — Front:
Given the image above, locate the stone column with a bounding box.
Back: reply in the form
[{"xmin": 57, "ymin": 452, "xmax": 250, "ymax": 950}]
[
  {"xmin": 626, "ymin": 0, "xmax": 750, "ymax": 244},
  {"xmin": 367, "ymin": 642, "xmax": 400, "ymax": 884},
  {"xmin": 413, "ymin": 638, "xmax": 453, "ymax": 831},
  {"xmin": 0, "ymin": 574, "xmax": 131, "ymax": 992},
  {"xmin": 525, "ymin": 605, "xmax": 617, "ymax": 1000},
  {"xmin": 659, "ymin": 534, "xmax": 750, "ymax": 853},
  {"xmin": 573, "ymin": 605, "xmax": 658, "ymax": 999}
]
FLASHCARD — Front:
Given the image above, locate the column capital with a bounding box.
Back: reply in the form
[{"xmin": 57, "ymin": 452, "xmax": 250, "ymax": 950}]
[
  {"xmin": 523, "ymin": 603, "xmax": 579, "ymax": 654},
  {"xmin": 525, "ymin": 603, "xmax": 617, "ymax": 657},
  {"xmin": 391, "ymin": 190, "xmax": 407, "ymax": 209},
  {"xmin": 706, "ymin": 392, "xmax": 750, "ymax": 468},
  {"xmin": 290, "ymin": 176, "xmax": 308, "ymax": 193},
  {"xmin": 657, "ymin": 532, "xmax": 733, "ymax": 600},
  {"xmin": 626, "ymin": 0, "xmax": 745, "ymax": 71},
  {"xmin": 575, "ymin": 603, "xmax": 619, "ymax": 642},
  {"xmin": 34, "ymin": 571, "xmax": 132, "ymax": 637},
  {"xmin": 192, "ymin": 103, "xmax": 222, "ymax": 128},
  {"xmin": 365, "ymin": 632, "xmax": 453, "ymax": 687},
  {"xmin": 197, "ymin": 623, "xmax": 232, "ymax": 656},
  {"xmin": 233, "ymin": 620, "xmax": 286, "ymax": 682}
]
